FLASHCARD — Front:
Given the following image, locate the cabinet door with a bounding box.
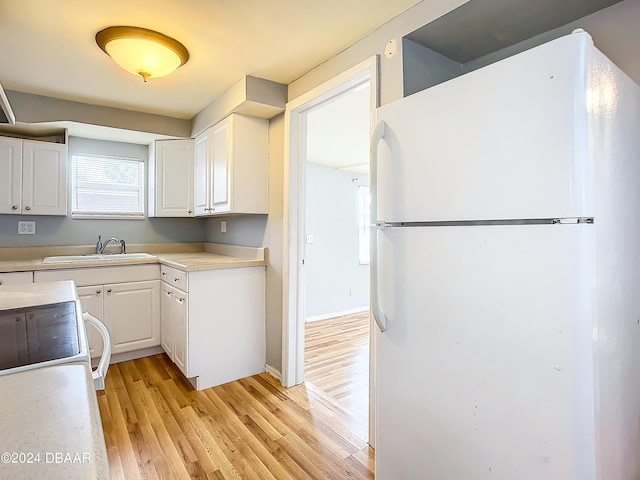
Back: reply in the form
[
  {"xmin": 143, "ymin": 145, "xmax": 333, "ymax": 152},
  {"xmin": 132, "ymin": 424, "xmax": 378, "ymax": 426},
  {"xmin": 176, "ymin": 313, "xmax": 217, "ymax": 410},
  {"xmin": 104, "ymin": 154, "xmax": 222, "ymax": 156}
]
[
  {"xmin": 211, "ymin": 119, "xmax": 231, "ymax": 214},
  {"xmin": 76, "ymin": 285, "xmax": 105, "ymax": 358},
  {"xmin": 0, "ymin": 312, "xmax": 28, "ymax": 369},
  {"xmin": 194, "ymin": 128, "xmax": 210, "ymax": 216},
  {"xmin": 104, "ymin": 280, "xmax": 160, "ymax": 355},
  {"xmin": 22, "ymin": 140, "xmax": 67, "ymax": 215},
  {"xmin": 172, "ymin": 289, "xmax": 188, "ymax": 376},
  {"xmin": 154, "ymin": 139, "xmax": 194, "ymax": 217},
  {"xmin": 0, "ymin": 137, "xmax": 22, "ymax": 214},
  {"xmin": 160, "ymin": 282, "xmax": 173, "ymax": 358}
]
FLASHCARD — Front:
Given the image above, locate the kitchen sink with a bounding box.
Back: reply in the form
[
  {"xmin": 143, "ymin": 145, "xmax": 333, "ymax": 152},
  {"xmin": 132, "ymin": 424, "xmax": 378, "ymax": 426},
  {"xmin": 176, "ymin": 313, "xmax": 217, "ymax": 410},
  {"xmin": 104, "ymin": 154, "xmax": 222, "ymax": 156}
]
[{"xmin": 42, "ymin": 253, "xmax": 157, "ymax": 264}]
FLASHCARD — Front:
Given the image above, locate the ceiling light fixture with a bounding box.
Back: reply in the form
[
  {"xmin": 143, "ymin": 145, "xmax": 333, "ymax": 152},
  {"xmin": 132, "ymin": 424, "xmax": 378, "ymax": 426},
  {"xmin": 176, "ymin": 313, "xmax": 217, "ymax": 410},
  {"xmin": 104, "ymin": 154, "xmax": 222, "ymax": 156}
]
[{"xmin": 95, "ymin": 26, "xmax": 189, "ymax": 82}]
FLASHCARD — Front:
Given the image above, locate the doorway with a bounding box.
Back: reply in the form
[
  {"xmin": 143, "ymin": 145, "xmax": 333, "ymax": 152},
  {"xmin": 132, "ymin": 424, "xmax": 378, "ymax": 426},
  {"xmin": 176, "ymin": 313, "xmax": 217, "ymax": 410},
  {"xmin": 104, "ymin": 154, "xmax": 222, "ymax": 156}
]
[{"xmin": 282, "ymin": 56, "xmax": 378, "ymax": 445}]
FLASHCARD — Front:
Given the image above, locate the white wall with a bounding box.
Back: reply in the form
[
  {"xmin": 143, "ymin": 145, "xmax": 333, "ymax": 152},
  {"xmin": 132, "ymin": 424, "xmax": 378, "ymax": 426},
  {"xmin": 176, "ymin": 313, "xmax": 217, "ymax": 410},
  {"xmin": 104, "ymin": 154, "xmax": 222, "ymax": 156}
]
[{"xmin": 305, "ymin": 163, "xmax": 369, "ymax": 319}]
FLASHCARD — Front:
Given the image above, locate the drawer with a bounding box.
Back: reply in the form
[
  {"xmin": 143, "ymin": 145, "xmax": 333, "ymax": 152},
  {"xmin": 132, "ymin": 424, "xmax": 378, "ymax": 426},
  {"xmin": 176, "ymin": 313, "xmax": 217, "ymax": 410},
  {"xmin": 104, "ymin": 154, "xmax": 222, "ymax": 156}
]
[
  {"xmin": 0, "ymin": 271, "xmax": 33, "ymax": 285},
  {"xmin": 160, "ymin": 265, "xmax": 188, "ymax": 292}
]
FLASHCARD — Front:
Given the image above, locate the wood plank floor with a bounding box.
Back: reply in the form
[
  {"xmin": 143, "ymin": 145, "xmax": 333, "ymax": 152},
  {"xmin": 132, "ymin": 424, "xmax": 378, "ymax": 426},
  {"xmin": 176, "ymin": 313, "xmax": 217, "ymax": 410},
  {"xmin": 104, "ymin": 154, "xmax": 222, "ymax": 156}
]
[
  {"xmin": 304, "ymin": 311, "xmax": 370, "ymax": 441},
  {"xmin": 97, "ymin": 352, "xmax": 374, "ymax": 479}
]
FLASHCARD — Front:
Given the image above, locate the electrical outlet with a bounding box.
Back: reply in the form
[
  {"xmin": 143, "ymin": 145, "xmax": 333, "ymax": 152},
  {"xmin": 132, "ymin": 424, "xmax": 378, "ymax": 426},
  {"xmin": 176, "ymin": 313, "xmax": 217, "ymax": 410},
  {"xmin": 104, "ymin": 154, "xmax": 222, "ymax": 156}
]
[
  {"xmin": 349, "ymin": 288, "xmax": 355, "ymax": 296},
  {"xmin": 306, "ymin": 234, "xmax": 314, "ymax": 244},
  {"xmin": 221, "ymin": 221, "xmax": 227, "ymax": 233},
  {"xmin": 18, "ymin": 221, "xmax": 36, "ymax": 235}
]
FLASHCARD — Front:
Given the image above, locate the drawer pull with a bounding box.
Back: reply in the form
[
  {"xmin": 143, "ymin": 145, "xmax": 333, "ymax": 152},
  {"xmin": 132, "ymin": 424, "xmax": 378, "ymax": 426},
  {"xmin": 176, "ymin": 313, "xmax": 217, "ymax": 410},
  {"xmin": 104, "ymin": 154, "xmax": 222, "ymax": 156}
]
[
  {"xmin": 107, "ymin": 289, "xmax": 112, "ymax": 293},
  {"xmin": 11, "ymin": 205, "xmax": 17, "ymax": 210},
  {"xmin": 25, "ymin": 206, "xmax": 31, "ymax": 211},
  {"xmin": 96, "ymin": 289, "xmax": 101, "ymax": 294},
  {"xmin": 174, "ymin": 278, "xmax": 179, "ymax": 282}
]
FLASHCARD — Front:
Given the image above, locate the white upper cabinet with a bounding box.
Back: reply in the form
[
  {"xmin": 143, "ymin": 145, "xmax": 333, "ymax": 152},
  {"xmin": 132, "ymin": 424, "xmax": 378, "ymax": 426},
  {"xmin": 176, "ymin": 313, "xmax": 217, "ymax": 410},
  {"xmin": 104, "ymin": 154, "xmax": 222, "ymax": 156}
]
[
  {"xmin": 194, "ymin": 114, "xmax": 268, "ymax": 216},
  {"xmin": 149, "ymin": 138, "xmax": 195, "ymax": 217},
  {"xmin": 0, "ymin": 136, "xmax": 67, "ymax": 215}
]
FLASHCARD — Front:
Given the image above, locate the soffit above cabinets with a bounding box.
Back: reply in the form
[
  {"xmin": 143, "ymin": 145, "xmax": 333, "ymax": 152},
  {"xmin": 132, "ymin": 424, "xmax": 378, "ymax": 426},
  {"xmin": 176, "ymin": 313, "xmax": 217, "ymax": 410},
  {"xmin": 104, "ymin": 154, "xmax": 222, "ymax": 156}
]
[{"xmin": 406, "ymin": 0, "xmax": 623, "ymax": 63}]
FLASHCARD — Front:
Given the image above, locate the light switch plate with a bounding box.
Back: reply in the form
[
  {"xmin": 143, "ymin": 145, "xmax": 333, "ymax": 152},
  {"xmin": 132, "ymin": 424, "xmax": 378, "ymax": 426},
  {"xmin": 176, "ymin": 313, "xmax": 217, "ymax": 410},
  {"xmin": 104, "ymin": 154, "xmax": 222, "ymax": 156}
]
[
  {"xmin": 221, "ymin": 221, "xmax": 227, "ymax": 233},
  {"xmin": 18, "ymin": 221, "xmax": 36, "ymax": 235}
]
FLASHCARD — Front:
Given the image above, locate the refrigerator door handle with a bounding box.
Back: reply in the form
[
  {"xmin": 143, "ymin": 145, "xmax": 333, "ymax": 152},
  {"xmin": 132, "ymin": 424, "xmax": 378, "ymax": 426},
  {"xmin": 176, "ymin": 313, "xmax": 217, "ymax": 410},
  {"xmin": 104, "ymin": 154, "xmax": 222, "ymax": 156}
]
[{"xmin": 370, "ymin": 120, "xmax": 388, "ymax": 332}]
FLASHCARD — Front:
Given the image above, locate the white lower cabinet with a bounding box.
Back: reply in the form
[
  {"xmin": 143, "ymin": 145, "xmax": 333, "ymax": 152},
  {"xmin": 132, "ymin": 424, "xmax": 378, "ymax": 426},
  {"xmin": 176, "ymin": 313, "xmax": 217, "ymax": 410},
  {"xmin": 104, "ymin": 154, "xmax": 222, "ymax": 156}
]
[
  {"xmin": 160, "ymin": 282, "xmax": 188, "ymax": 375},
  {"xmin": 160, "ymin": 264, "xmax": 266, "ymax": 390},
  {"xmin": 35, "ymin": 265, "xmax": 160, "ymax": 358},
  {"xmin": 78, "ymin": 281, "xmax": 160, "ymax": 356}
]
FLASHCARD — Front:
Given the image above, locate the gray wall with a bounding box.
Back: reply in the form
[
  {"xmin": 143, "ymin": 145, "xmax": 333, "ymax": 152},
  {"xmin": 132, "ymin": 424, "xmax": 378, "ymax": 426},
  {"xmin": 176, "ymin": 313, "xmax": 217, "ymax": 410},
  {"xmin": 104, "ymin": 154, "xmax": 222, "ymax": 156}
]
[
  {"xmin": 0, "ymin": 136, "xmax": 205, "ymax": 247},
  {"xmin": 305, "ymin": 163, "xmax": 369, "ymax": 318},
  {"xmin": 402, "ymin": 38, "xmax": 462, "ymax": 96}
]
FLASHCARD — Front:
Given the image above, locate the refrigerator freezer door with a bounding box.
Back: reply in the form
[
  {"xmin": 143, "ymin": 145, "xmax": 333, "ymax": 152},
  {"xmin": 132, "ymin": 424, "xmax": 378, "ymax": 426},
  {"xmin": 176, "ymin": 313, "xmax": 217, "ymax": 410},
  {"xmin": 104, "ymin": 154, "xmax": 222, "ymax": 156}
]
[
  {"xmin": 375, "ymin": 32, "xmax": 594, "ymax": 223},
  {"xmin": 375, "ymin": 225, "xmax": 595, "ymax": 479}
]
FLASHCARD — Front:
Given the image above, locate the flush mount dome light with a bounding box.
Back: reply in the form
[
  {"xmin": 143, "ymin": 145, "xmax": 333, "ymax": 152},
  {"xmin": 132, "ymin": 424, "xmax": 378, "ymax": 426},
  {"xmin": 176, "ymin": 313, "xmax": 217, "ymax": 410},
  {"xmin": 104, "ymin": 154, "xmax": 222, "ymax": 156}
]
[{"xmin": 95, "ymin": 26, "xmax": 189, "ymax": 82}]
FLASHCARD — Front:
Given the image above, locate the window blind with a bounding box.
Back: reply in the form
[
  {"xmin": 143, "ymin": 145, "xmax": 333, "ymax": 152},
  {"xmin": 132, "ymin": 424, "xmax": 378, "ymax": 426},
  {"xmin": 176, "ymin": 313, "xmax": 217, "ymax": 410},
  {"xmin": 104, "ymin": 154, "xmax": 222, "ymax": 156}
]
[{"xmin": 71, "ymin": 154, "xmax": 145, "ymax": 217}]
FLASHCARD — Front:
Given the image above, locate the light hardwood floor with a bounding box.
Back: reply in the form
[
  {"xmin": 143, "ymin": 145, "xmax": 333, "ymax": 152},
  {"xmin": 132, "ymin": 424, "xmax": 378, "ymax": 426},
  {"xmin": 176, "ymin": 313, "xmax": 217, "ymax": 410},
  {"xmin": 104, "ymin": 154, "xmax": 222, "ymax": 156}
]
[
  {"xmin": 98, "ymin": 352, "xmax": 374, "ymax": 479},
  {"xmin": 304, "ymin": 311, "xmax": 371, "ymax": 441}
]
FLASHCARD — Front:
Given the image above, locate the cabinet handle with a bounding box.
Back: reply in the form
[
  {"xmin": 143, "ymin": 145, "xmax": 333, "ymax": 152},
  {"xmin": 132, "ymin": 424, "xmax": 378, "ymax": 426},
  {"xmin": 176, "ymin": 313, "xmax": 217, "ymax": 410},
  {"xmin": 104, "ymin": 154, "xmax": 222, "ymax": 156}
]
[
  {"xmin": 188, "ymin": 210, "xmax": 192, "ymax": 214},
  {"xmin": 174, "ymin": 278, "xmax": 179, "ymax": 282},
  {"xmin": 11, "ymin": 205, "xmax": 17, "ymax": 210},
  {"xmin": 25, "ymin": 206, "xmax": 31, "ymax": 211},
  {"xmin": 162, "ymin": 272, "xmax": 167, "ymax": 276},
  {"xmin": 107, "ymin": 289, "xmax": 112, "ymax": 293},
  {"xmin": 96, "ymin": 289, "xmax": 101, "ymax": 294},
  {"xmin": 0, "ymin": 280, "xmax": 3, "ymax": 285}
]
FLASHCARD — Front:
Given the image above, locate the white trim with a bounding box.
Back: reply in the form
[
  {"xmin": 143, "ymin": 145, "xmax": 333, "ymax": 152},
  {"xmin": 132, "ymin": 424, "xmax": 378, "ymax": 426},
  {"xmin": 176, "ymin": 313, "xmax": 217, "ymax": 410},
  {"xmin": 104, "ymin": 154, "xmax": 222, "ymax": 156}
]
[
  {"xmin": 305, "ymin": 306, "xmax": 369, "ymax": 323},
  {"xmin": 282, "ymin": 55, "xmax": 379, "ymax": 390},
  {"xmin": 265, "ymin": 364, "xmax": 282, "ymax": 382}
]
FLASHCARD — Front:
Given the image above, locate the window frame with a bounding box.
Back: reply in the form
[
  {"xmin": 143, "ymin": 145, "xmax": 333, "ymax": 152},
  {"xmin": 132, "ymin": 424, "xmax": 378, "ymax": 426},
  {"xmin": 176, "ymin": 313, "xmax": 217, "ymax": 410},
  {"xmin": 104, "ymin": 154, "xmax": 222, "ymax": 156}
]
[{"xmin": 70, "ymin": 152, "xmax": 146, "ymax": 220}]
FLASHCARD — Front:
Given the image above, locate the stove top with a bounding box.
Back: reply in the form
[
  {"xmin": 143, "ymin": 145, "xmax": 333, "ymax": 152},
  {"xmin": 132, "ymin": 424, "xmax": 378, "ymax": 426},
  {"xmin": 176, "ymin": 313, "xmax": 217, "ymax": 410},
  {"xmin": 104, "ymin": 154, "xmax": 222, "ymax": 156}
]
[{"xmin": 0, "ymin": 301, "xmax": 80, "ymax": 371}]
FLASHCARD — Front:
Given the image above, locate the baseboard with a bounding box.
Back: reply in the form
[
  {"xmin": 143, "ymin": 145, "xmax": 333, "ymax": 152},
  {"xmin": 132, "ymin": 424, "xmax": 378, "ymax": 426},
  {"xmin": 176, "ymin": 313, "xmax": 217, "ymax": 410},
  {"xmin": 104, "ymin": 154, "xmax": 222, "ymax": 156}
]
[
  {"xmin": 92, "ymin": 346, "xmax": 164, "ymax": 367},
  {"xmin": 265, "ymin": 364, "xmax": 282, "ymax": 381},
  {"xmin": 305, "ymin": 306, "xmax": 369, "ymax": 323}
]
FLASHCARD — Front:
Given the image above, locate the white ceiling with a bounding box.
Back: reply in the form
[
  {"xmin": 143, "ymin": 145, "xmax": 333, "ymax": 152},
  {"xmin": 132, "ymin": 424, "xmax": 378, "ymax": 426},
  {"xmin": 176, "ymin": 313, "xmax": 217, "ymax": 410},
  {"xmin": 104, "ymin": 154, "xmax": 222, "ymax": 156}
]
[
  {"xmin": 0, "ymin": 0, "xmax": 421, "ymax": 119},
  {"xmin": 306, "ymin": 84, "xmax": 371, "ymax": 174}
]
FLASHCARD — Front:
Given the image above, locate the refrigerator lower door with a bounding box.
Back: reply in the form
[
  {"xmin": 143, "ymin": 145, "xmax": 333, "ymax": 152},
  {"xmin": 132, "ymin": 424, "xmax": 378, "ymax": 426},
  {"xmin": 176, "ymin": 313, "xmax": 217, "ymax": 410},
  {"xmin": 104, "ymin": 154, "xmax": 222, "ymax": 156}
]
[{"xmin": 375, "ymin": 224, "xmax": 595, "ymax": 480}]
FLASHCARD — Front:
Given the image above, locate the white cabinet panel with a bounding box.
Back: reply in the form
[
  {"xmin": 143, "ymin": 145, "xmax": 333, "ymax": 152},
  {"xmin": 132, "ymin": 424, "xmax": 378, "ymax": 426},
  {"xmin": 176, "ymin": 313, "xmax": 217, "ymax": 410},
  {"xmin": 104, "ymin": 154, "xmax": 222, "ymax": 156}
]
[
  {"xmin": 172, "ymin": 288, "xmax": 188, "ymax": 375},
  {"xmin": 211, "ymin": 119, "xmax": 231, "ymax": 213},
  {"xmin": 0, "ymin": 137, "xmax": 22, "ymax": 214},
  {"xmin": 21, "ymin": 140, "xmax": 67, "ymax": 215},
  {"xmin": 76, "ymin": 285, "xmax": 105, "ymax": 358},
  {"xmin": 150, "ymin": 139, "xmax": 194, "ymax": 217},
  {"xmin": 160, "ymin": 282, "xmax": 173, "ymax": 357},
  {"xmin": 194, "ymin": 129, "xmax": 210, "ymax": 216},
  {"xmin": 104, "ymin": 280, "xmax": 160, "ymax": 355},
  {"xmin": 0, "ymin": 136, "xmax": 67, "ymax": 216}
]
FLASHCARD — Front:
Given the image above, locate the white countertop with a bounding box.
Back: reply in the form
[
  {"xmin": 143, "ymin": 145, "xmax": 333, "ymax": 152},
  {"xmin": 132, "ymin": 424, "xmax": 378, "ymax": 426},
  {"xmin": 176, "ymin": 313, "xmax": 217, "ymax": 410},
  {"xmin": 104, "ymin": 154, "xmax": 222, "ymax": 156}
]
[
  {"xmin": 0, "ymin": 362, "xmax": 109, "ymax": 479},
  {"xmin": 0, "ymin": 243, "xmax": 266, "ymax": 273}
]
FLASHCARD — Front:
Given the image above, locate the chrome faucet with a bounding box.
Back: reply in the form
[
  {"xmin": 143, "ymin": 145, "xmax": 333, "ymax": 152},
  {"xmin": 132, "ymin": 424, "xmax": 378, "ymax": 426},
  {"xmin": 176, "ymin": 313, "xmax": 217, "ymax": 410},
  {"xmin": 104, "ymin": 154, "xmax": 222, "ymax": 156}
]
[{"xmin": 96, "ymin": 234, "xmax": 124, "ymax": 254}]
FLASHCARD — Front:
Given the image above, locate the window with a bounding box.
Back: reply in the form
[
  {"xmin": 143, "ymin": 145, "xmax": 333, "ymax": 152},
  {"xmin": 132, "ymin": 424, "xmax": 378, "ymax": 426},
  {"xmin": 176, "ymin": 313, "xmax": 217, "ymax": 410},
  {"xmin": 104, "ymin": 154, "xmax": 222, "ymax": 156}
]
[
  {"xmin": 358, "ymin": 185, "xmax": 370, "ymax": 265},
  {"xmin": 71, "ymin": 154, "xmax": 145, "ymax": 218}
]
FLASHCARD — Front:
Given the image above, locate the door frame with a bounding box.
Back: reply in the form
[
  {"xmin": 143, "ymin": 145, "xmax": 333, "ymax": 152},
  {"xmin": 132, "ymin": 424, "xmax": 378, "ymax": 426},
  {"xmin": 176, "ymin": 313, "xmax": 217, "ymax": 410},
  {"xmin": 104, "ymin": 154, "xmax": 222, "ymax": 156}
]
[{"xmin": 281, "ymin": 55, "xmax": 379, "ymax": 442}]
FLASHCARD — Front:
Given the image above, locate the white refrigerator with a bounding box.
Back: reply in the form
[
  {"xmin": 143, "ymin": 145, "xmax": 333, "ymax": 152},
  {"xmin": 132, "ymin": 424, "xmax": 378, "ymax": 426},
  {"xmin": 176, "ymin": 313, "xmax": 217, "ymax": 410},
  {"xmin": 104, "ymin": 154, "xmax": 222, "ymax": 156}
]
[{"xmin": 371, "ymin": 30, "xmax": 640, "ymax": 480}]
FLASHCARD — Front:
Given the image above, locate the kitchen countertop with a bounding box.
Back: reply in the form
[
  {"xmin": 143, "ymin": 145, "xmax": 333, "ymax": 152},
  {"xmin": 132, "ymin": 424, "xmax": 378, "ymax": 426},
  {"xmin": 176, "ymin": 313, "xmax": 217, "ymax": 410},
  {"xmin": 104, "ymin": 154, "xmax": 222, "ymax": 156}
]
[
  {"xmin": 0, "ymin": 362, "xmax": 109, "ymax": 479},
  {"xmin": 0, "ymin": 243, "xmax": 266, "ymax": 273},
  {"xmin": 0, "ymin": 279, "xmax": 79, "ymax": 310}
]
